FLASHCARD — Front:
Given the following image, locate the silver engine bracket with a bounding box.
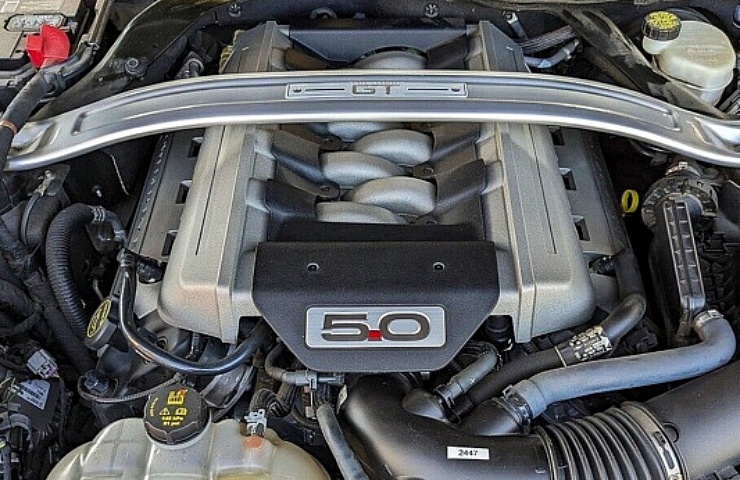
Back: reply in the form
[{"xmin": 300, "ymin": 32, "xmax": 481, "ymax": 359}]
[{"xmin": 9, "ymin": 72, "xmax": 740, "ymax": 170}]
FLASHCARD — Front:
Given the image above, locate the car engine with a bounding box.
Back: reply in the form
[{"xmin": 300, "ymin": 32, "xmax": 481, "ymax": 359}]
[
  {"xmin": 140, "ymin": 21, "xmax": 618, "ymax": 373},
  {"xmin": 0, "ymin": 1, "xmax": 739, "ymax": 479}
]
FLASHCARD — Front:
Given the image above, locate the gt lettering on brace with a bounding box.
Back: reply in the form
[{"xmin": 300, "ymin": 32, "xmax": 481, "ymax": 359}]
[{"xmin": 351, "ymin": 84, "xmax": 397, "ymax": 95}]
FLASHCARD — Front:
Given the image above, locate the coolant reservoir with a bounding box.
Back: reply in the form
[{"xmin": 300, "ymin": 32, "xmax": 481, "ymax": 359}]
[
  {"xmin": 47, "ymin": 419, "xmax": 330, "ymax": 479},
  {"xmin": 644, "ymin": 14, "xmax": 736, "ymax": 105}
]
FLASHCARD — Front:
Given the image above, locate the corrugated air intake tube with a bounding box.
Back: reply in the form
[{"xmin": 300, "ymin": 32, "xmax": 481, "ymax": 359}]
[{"xmin": 339, "ymin": 358, "xmax": 740, "ymax": 480}]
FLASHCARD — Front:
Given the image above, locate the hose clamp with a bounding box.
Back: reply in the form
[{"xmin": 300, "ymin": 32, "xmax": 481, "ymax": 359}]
[
  {"xmin": 241, "ymin": 409, "xmax": 268, "ymax": 437},
  {"xmin": 117, "ymin": 250, "xmax": 137, "ymax": 269},
  {"xmin": 90, "ymin": 205, "xmax": 107, "ymax": 224},
  {"xmin": 621, "ymin": 403, "xmax": 686, "ymax": 480},
  {"xmin": 0, "ymin": 120, "xmax": 18, "ymax": 135},
  {"xmin": 569, "ymin": 326, "xmax": 613, "ymax": 362},
  {"xmin": 502, "ymin": 387, "xmax": 533, "ymax": 432},
  {"xmin": 693, "ymin": 309, "xmax": 723, "ymax": 329}
]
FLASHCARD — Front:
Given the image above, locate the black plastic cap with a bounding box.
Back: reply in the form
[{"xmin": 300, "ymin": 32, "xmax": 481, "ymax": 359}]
[
  {"xmin": 642, "ymin": 11, "xmax": 682, "ymax": 42},
  {"xmin": 144, "ymin": 385, "xmax": 209, "ymax": 445}
]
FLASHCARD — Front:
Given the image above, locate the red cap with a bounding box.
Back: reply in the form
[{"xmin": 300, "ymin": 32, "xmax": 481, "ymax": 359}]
[{"xmin": 25, "ymin": 24, "xmax": 70, "ymax": 69}]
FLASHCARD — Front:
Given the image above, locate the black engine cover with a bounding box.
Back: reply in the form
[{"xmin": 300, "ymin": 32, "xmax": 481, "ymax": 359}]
[{"xmin": 253, "ymin": 241, "xmax": 499, "ymax": 372}]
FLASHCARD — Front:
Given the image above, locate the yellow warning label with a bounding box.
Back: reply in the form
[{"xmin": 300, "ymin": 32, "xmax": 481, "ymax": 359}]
[
  {"xmin": 167, "ymin": 389, "xmax": 187, "ymax": 406},
  {"xmin": 175, "ymin": 407, "xmax": 188, "ymax": 416},
  {"xmin": 87, "ymin": 299, "xmax": 111, "ymax": 338},
  {"xmin": 159, "ymin": 405, "xmax": 184, "ymax": 427}
]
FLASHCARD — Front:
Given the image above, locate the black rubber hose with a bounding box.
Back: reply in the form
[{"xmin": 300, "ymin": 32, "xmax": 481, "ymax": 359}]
[
  {"xmin": 438, "ymin": 350, "xmax": 498, "ymax": 400},
  {"xmin": 46, "ymin": 204, "xmax": 100, "ymax": 337},
  {"xmin": 518, "ymin": 26, "xmax": 576, "ymax": 55},
  {"xmin": 118, "ymin": 259, "xmax": 272, "ymax": 376},
  {"xmin": 248, "ymin": 388, "xmax": 294, "ymax": 417},
  {"xmin": 612, "ymin": 249, "xmax": 645, "ymax": 299},
  {"xmin": 0, "ymin": 219, "xmax": 94, "ymax": 375},
  {"xmin": 0, "ymin": 72, "xmax": 50, "ymax": 172},
  {"xmin": 508, "ymin": 310, "xmax": 735, "ymax": 422},
  {"xmin": 464, "ymin": 348, "xmax": 561, "ymax": 407},
  {"xmin": 466, "ymin": 294, "xmax": 646, "ymax": 406},
  {"xmin": 78, "ymin": 374, "xmax": 183, "ymax": 404},
  {"xmin": 37, "ymin": 298, "xmax": 95, "ymax": 375},
  {"xmin": 598, "ymin": 293, "xmax": 647, "ymax": 342},
  {"xmin": 264, "ymin": 342, "xmax": 291, "ymax": 380},
  {"xmin": 524, "ymin": 38, "xmax": 580, "ymax": 69},
  {"xmin": 316, "ymin": 403, "xmax": 370, "ymax": 480}
]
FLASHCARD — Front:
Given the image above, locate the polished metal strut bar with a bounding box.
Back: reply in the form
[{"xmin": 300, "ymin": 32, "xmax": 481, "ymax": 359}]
[{"xmin": 9, "ymin": 70, "xmax": 740, "ymax": 171}]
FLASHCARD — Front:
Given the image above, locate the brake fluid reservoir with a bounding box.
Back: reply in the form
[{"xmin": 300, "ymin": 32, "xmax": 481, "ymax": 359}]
[
  {"xmin": 644, "ymin": 14, "xmax": 736, "ymax": 105},
  {"xmin": 48, "ymin": 386, "xmax": 329, "ymax": 479}
]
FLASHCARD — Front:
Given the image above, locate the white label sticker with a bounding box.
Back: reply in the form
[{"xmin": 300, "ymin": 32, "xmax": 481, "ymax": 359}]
[
  {"xmin": 446, "ymin": 446, "xmax": 490, "ymax": 461},
  {"xmin": 15, "ymin": 380, "xmax": 50, "ymax": 410}
]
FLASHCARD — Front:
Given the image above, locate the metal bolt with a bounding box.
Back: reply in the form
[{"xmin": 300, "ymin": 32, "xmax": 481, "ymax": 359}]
[
  {"xmin": 83, "ymin": 371, "xmax": 110, "ymax": 395},
  {"xmin": 124, "ymin": 57, "xmax": 146, "ymax": 77},
  {"xmin": 310, "ymin": 7, "xmax": 338, "ymax": 19},
  {"xmin": 424, "ymin": 3, "xmax": 439, "ymax": 18}
]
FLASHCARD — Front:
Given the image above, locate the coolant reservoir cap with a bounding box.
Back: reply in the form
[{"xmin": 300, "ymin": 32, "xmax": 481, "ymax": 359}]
[
  {"xmin": 144, "ymin": 385, "xmax": 209, "ymax": 445},
  {"xmin": 642, "ymin": 11, "xmax": 682, "ymax": 42}
]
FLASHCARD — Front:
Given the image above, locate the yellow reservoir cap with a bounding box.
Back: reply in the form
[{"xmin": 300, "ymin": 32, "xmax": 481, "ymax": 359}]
[{"xmin": 642, "ymin": 11, "xmax": 682, "ymax": 42}]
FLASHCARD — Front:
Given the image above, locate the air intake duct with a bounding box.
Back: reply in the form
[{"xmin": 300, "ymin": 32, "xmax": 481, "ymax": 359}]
[{"xmin": 339, "ymin": 360, "xmax": 740, "ymax": 480}]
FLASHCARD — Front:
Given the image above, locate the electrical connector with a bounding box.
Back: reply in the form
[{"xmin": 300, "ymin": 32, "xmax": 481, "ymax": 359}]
[{"xmin": 26, "ymin": 349, "xmax": 58, "ymax": 379}]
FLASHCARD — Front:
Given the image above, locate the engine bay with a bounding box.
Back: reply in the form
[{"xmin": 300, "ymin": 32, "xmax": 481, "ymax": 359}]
[{"xmin": 0, "ymin": 0, "xmax": 740, "ymax": 479}]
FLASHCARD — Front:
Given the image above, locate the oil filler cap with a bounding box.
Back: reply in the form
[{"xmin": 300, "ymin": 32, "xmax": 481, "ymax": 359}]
[
  {"xmin": 642, "ymin": 11, "xmax": 682, "ymax": 42},
  {"xmin": 144, "ymin": 385, "xmax": 209, "ymax": 445}
]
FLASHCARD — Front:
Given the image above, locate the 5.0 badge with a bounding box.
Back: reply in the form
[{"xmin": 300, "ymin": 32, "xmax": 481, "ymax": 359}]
[{"xmin": 305, "ymin": 306, "xmax": 446, "ymax": 349}]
